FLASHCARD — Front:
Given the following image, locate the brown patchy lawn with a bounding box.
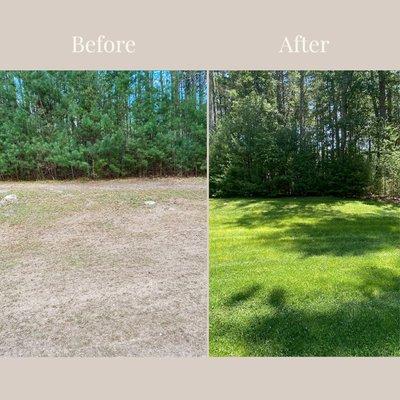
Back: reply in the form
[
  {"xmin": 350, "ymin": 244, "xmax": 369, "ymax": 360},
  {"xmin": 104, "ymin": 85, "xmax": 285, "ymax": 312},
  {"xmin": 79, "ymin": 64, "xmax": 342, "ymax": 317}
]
[{"xmin": 0, "ymin": 178, "xmax": 207, "ymax": 357}]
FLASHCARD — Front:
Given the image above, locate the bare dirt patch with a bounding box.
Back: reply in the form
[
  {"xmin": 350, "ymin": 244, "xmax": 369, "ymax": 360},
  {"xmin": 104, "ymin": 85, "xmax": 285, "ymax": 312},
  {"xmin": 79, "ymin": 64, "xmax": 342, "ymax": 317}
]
[{"xmin": 0, "ymin": 178, "xmax": 207, "ymax": 356}]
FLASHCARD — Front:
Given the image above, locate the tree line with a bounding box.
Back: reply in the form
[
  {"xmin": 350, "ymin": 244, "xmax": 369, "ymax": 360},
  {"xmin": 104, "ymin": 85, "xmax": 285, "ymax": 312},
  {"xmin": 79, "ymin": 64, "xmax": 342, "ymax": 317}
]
[
  {"xmin": 210, "ymin": 71, "xmax": 400, "ymax": 197},
  {"xmin": 0, "ymin": 71, "xmax": 206, "ymax": 180}
]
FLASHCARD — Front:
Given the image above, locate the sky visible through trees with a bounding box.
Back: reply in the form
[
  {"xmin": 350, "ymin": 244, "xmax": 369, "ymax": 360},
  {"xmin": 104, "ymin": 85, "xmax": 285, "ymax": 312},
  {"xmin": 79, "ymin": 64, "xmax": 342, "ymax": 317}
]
[
  {"xmin": 0, "ymin": 71, "xmax": 206, "ymax": 180},
  {"xmin": 210, "ymin": 71, "xmax": 400, "ymax": 198}
]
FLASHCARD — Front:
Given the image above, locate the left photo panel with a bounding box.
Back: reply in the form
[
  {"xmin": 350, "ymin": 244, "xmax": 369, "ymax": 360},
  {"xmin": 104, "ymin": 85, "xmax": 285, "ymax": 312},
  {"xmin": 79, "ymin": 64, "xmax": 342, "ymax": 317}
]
[{"xmin": 0, "ymin": 71, "xmax": 208, "ymax": 356}]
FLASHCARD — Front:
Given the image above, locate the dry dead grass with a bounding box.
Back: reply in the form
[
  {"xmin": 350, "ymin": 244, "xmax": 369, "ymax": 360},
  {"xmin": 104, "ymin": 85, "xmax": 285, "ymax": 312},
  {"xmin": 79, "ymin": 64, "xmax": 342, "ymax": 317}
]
[{"xmin": 0, "ymin": 177, "xmax": 207, "ymax": 357}]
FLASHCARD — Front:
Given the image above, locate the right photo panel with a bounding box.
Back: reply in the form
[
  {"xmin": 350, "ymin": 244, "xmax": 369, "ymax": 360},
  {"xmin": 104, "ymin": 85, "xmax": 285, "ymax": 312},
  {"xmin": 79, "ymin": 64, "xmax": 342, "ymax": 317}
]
[{"xmin": 209, "ymin": 71, "xmax": 400, "ymax": 356}]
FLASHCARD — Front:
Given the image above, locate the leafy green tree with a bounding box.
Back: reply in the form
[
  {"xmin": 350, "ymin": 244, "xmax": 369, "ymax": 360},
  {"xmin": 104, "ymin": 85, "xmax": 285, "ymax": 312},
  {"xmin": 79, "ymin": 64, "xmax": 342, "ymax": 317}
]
[{"xmin": 210, "ymin": 71, "xmax": 400, "ymax": 198}]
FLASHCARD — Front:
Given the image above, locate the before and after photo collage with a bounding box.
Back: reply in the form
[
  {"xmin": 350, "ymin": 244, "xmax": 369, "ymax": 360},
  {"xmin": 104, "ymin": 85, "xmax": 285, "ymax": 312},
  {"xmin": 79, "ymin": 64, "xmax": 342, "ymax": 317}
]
[{"xmin": 0, "ymin": 70, "xmax": 399, "ymax": 357}]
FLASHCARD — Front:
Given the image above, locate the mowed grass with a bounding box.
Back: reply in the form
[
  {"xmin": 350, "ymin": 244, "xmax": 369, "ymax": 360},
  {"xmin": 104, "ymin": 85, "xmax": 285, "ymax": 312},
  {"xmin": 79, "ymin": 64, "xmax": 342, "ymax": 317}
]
[{"xmin": 210, "ymin": 197, "xmax": 400, "ymax": 356}]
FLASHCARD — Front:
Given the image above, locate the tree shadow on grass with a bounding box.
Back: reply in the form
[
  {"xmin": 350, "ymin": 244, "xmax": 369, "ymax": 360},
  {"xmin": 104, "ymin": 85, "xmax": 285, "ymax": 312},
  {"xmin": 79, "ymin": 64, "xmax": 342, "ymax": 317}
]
[
  {"xmin": 236, "ymin": 267, "xmax": 400, "ymax": 356},
  {"xmin": 225, "ymin": 284, "xmax": 262, "ymax": 307},
  {"xmin": 211, "ymin": 198, "xmax": 262, "ymax": 211},
  {"xmin": 229, "ymin": 197, "xmax": 350, "ymax": 228},
  {"xmin": 212, "ymin": 198, "xmax": 400, "ymax": 355},
  {"xmin": 226, "ymin": 198, "xmax": 400, "ymax": 257},
  {"xmin": 257, "ymin": 214, "xmax": 400, "ymax": 257},
  {"xmin": 231, "ymin": 197, "xmax": 399, "ymax": 227}
]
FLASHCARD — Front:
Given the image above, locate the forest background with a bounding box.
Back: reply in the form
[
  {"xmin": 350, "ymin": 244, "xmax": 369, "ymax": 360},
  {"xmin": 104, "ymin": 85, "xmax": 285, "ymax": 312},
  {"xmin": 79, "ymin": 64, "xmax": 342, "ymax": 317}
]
[
  {"xmin": 0, "ymin": 71, "xmax": 206, "ymax": 180},
  {"xmin": 210, "ymin": 71, "xmax": 400, "ymax": 198}
]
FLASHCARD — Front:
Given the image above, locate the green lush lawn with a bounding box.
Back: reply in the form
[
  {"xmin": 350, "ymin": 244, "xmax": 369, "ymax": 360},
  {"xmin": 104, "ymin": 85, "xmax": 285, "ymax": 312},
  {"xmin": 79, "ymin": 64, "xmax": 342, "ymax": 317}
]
[{"xmin": 209, "ymin": 197, "xmax": 400, "ymax": 356}]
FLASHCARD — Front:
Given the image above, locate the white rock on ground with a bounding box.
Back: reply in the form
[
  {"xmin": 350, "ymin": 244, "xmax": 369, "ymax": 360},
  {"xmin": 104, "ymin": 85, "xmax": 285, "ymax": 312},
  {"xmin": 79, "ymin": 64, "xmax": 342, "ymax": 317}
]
[
  {"xmin": 0, "ymin": 194, "xmax": 18, "ymax": 206},
  {"xmin": 144, "ymin": 200, "xmax": 156, "ymax": 207}
]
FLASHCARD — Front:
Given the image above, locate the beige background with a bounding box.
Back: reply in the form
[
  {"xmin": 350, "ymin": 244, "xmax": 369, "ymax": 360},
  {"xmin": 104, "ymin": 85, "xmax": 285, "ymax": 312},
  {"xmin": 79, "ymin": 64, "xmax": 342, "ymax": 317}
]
[
  {"xmin": 1, "ymin": 358, "xmax": 399, "ymax": 399},
  {"xmin": 1, "ymin": 0, "xmax": 399, "ymax": 70},
  {"xmin": 1, "ymin": 0, "xmax": 400, "ymax": 398}
]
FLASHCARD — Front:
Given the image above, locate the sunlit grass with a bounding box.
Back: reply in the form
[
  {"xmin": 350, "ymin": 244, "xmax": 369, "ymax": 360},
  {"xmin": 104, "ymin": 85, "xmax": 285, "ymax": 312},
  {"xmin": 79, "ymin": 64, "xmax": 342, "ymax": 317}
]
[{"xmin": 210, "ymin": 197, "xmax": 400, "ymax": 356}]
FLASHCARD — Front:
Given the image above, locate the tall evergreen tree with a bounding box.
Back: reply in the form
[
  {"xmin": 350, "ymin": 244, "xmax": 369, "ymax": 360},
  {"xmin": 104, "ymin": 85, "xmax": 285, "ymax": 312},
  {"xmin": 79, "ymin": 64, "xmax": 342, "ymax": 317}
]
[{"xmin": 0, "ymin": 71, "xmax": 207, "ymax": 179}]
